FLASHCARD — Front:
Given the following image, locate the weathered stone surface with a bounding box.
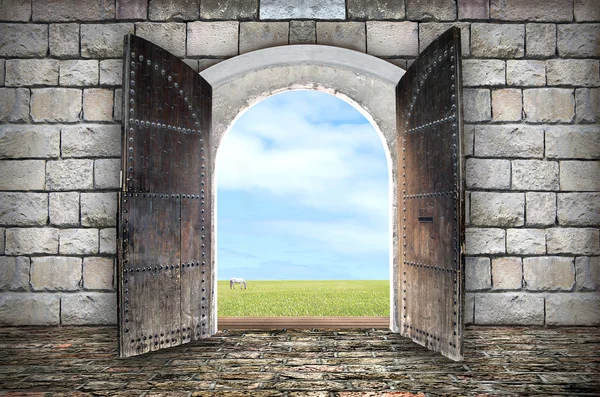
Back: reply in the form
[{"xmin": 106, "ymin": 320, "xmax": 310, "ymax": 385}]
[
  {"xmin": 0, "ymin": 59, "xmax": 4, "ymax": 85},
  {"xmin": 0, "ymin": 256, "xmax": 30, "ymax": 291},
  {"xmin": 94, "ymin": 158, "xmax": 120, "ymax": 189},
  {"xmin": 458, "ymin": 0, "xmax": 489, "ymax": 19},
  {"xmin": 116, "ymin": 0, "xmax": 147, "ymax": 19},
  {"xmin": 137, "ymin": 22, "xmax": 189, "ymax": 58},
  {"xmin": 83, "ymin": 89, "xmax": 113, "ymax": 121},
  {"xmin": 557, "ymin": 24, "xmax": 600, "ymax": 57},
  {"xmin": 546, "ymin": 294, "xmax": 600, "ymax": 325},
  {"xmin": 99, "ymin": 228, "xmax": 117, "ymax": 254},
  {"xmin": 31, "ymin": 88, "xmax": 82, "ymax": 123},
  {"xmin": 462, "ymin": 60, "xmax": 505, "ymax": 87},
  {"xmin": 366, "ymin": 22, "xmax": 418, "ymax": 57},
  {"xmin": 49, "ymin": 23, "xmax": 79, "ymax": 58},
  {"xmin": 406, "ymin": 0, "xmax": 456, "ymax": 20},
  {"xmin": 464, "ymin": 292, "xmax": 474, "ymax": 324},
  {"xmin": 83, "ymin": 257, "xmax": 114, "ymax": 290},
  {"xmin": 348, "ymin": 0, "xmax": 405, "ymax": 19},
  {"xmin": 81, "ymin": 192, "xmax": 117, "ymax": 227},
  {"xmin": 560, "ymin": 161, "xmax": 600, "ymax": 191},
  {"xmin": 471, "ymin": 23, "xmax": 524, "ymax": 58},
  {"xmin": 547, "ymin": 228, "xmax": 600, "ymax": 255},
  {"xmin": 474, "ymin": 125, "xmax": 544, "ymax": 158},
  {"xmin": 0, "ymin": 0, "xmax": 31, "ymax": 21},
  {"xmin": 201, "ymin": 0, "xmax": 257, "ymax": 19},
  {"xmin": 0, "ymin": 160, "xmax": 45, "ymax": 191},
  {"xmin": 474, "ymin": 293, "xmax": 544, "ymax": 325},
  {"xmin": 260, "ymin": 0, "xmax": 345, "ymax": 19},
  {"xmin": 547, "ymin": 59, "xmax": 600, "ymax": 87},
  {"xmin": 526, "ymin": 192, "xmax": 556, "ymax": 227},
  {"xmin": 471, "ymin": 192, "xmax": 524, "ymax": 227},
  {"xmin": 465, "ymin": 257, "xmax": 491, "ymax": 291},
  {"xmin": 316, "ymin": 22, "xmax": 365, "ymax": 53},
  {"xmin": 59, "ymin": 60, "xmax": 99, "ymax": 86},
  {"xmin": 182, "ymin": 59, "xmax": 198, "ymax": 71},
  {"xmin": 0, "ymin": 293, "xmax": 59, "ymax": 325},
  {"xmin": 546, "ymin": 125, "xmax": 600, "ymax": 159},
  {"xmin": 290, "ymin": 21, "xmax": 316, "ymax": 44},
  {"xmin": 465, "ymin": 228, "xmax": 505, "ymax": 255},
  {"xmin": 557, "ymin": 193, "xmax": 600, "ymax": 226},
  {"xmin": 61, "ymin": 124, "xmax": 121, "ymax": 158},
  {"xmin": 466, "ymin": 158, "xmax": 510, "ymax": 189},
  {"xmin": 492, "ymin": 89, "xmax": 522, "ymax": 121},
  {"xmin": 576, "ymin": 88, "xmax": 600, "ymax": 123},
  {"xmin": 5, "ymin": 228, "xmax": 59, "ymax": 255},
  {"xmin": 523, "ymin": 88, "xmax": 574, "ymax": 123},
  {"xmin": 0, "ymin": 228, "xmax": 4, "ymax": 254},
  {"xmin": 32, "ymin": 0, "xmax": 114, "ymax": 21},
  {"xmin": 148, "ymin": 0, "xmax": 199, "ymax": 20},
  {"xmin": 49, "ymin": 192, "xmax": 80, "ymax": 227},
  {"xmin": 99, "ymin": 60, "xmax": 122, "ymax": 86},
  {"xmin": 575, "ymin": 256, "xmax": 600, "ymax": 291},
  {"xmin": 491, "ymin": 0, "xmax": 573, "ymax": 21},
  {"xmin": 46, "ymin": 159, "xmax": 93, "ymax": 191},
  {"xmin": 0, "ymin": 125, "xmax": 60, "ymax": 159},
  {"xmin": 5, "ymin": 59, "xmax": 59, "ymax": 87},
  {"xmin": 0, "ymin": 88, "xmax": 30, "ymax": 122},
  {"xmin": 507, "ymin": 228, "xmax": 546, "ymax": 255},
  {"xmin": 61, "ymin": 292, "xmax": 117, "ymax": 325},
  {"xmin": 463, "ymin": 124, "xmax": 474, "ymax": 156},
  {"xmin": 0, "ymin": 192, "xmax": 47, "ymax": 226},
  {"xmin": 30, "ymin": 256, "xmax": 81, "ymax": 291},
  {"xmin": 187, "ymin": 21, "xmax": 238, "ymax": 57},
  {"xmin": 81, "ymin": 23, "xmax": 134, "ymax": 58},
  {"xmin": 60, "ymin": 228, "xmax": 98, "ymax": 255},
  {"xmin": 240, "ymin": 22, "xmax": 289, "ymax": 54},
  {"xmin": 492, "ymin": 257, "xmax": 522, "ymax": 290},
  {"xmin": 575, "ymin": 0, "xmax": 600, "ymax": 21},
  {"xmin": 0, "ymin": 24, "xmax": 48, "ymax": 57},
  {"xmin": 113, "ymin": 88, "xmax": 122, "ymax": 121},
  {"xmin": 463, "ymin": 89, "xmax": 490, "ymax": 122},
  {"xmin": 512, "ymin": 160, "xmax": 559, "ymax": 191},
  {"xmin": 525, "ymin": 23, "xmax": 556, "ymax": 58},
  {"xmin": 418, "ymin": 23, "xmax": 470, "ymax": 56},
  {"xmin": 506, "ymin": 60, "xmax": 545, "ymax": 87}
]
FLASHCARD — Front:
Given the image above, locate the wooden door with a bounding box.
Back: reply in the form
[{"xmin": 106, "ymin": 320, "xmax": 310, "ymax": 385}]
[
  {"xmin": 396, "ymin": 27, "xmax": 465, "ymax": 361},
  {"xmin": 118, "ymin": 34, "xmax": 213, "ymax": 357}
]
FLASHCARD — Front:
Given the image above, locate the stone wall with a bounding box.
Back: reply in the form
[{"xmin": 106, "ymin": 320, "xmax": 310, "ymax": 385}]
[{"xmin": 0, "ymin": 0, "xmax": 599, "ymax": 326}]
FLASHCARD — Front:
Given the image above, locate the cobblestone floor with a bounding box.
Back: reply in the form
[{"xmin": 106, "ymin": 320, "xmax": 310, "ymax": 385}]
[{"xmin": 0, "ymin": 326, "xmax": 598, "ymax": 396}]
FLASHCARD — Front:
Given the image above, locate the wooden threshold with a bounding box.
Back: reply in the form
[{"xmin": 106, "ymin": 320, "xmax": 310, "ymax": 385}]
[{"xmin": 217, "ymin": 316, "xmax": 389, "ymax": 330}]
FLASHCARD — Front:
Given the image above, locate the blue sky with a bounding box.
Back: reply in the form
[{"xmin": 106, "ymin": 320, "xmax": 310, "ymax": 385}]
[{"xmin": 216, "ymin": 90, "xmax": 389, "ymax": 280}]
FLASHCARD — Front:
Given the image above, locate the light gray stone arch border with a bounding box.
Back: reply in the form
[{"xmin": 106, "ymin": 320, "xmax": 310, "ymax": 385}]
[{"xmin": 200, "ymin": 45, "xmax": 405, "ymax": 333}]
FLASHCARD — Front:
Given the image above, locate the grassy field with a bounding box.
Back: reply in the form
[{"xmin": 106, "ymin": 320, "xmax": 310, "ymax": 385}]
[{"xmin": 217, "ymin": 280, "xmax": 389, "ymax": 316}]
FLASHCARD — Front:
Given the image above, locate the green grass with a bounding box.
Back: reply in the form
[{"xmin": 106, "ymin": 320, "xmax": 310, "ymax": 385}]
[{"xmin": 217, "ymin": 280, "xmax": 389, "ymax": 316}]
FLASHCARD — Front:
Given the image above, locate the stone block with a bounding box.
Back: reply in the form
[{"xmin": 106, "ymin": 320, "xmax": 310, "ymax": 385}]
[
  {"xmin": 83, "ymin": 257, "xmax": 114, "ymax": 290},
  {"xmin": 0, "ymin": 59, "xmax": 4, "ymax": 85},
  {"xmin": 183, "ymin": 59, "xmax": 198, "ymax": 71},
  {"xmin": 463, "ymin": 89, "xmax": 490, "ymax": 122},
  {"xmin": 0, "ymin": 256, "xmax": 30, "ymax": 291},
  {"xmin": 557, "ymin": 193, "xmax": 600, "ymax": 226},
  {"xmin": 471, "ymin": 192, "xmax": 524, "ymax": 227},
  {"xmin": 547, "ymin": 228, "xmax": 600, "ymax": 255},
  {"xmin": 465, "ymin": 257, "xmax": 491, "ymax": 291},
  {"xmin": 557, "ymin": 24, "xmax": 600, "ymax": 57},
  {"xmin": 0, "ymin": 160, "xmax": 45, "ymax": 191},
  {"xmin": 49, "ymin": 192, "xmax": 80, "ymax": 227},
  {"xmin": 461, "ymin": 59, "xmax": 505, "ymax": 87},
  {"xmin": 512, "ymin": 160, "xmax": 559, "ymax": 191},
  {"xmin": 546, "ymin": 294, "xmax": 600, "ymax": 325},
  {"xmin": 32, "ymin": 0, "xmax": 114, "ymax": 21},
  {"xmin": 463, "ymin": 124, "xmax": 474, "ymax": 156},
  {"xmin": 187, "ymin": 21, "xmax": 238, "ymax": 57},
  {"xmin": 366, "ymin": 22, "xmax": 418, "ymax": 57},
  {"xmin": 5, "ymin": 228, "xmax": 59, "ymax": 255},
  {"xmin": 99, "ymin": 60, "xmax": 123, "ymax": 86},
  {"xmin": 59, "ymin": 60, "xmax": 99, "ymax": 86},
  {"xmin": 0, "ymin": 125, "xmax": 60, "ymax": 159},
  {"xmin": 575, "ymin": 0, "xmax": 600, "ymax": 21},
  {"xmin": 348, "ymin": 0, "xmax": 405, "ymax": 19},
  {"xmin": 240, "ymin": 22, "xmax": 289, "ymax": 54},
  {"xmin": 46, "ymin": 159, "xmax": 94, "ymax": 191},
  {"xmin": 290, "ymin": 21, "xmax": 316, "ymax": 44},
  {"xmin": 61, "ymin": 124, "xmax": 121, "ymax": 158},
  {"xmin": 94, "ymin": 158, "xmax": 121, "ymax": 189},
  {"xmin": 471, "ymin": 23, "xmax": 524, "ymax": 58},
  {"xmin": 0, "ymin": 228, "xmax": 4, "ymax": 253},
  {"xmin": 149, "ymin": 0, "xmax": 199, "ymax": 20},
  {"xmin": 466, "ymin": 158, "xmax": 510, "ymax": 189},
  {"xmin": 31, "ymin": 88, "xmax": 82, "ymax": 123},
  {"xmin": 49, "ymin": 23, "xmax": 79, "ymax": 58},
  {"xmin": 5, "ymin": 59, "xmax": 59, "ymax": 87},
  {"xmin": 547, "ymin": 59, "xmax": 600, "ymax": 87},
  {"xmin": 523, "ymin": 88, "xmax": 574, "ymax": 123},
  {"xmin": 116, "ymin": 0, "xmax": 148, "ymax": 19},
  {"xmin": 60, "ymin": 228, "xmax": 98, "ymax": 255},
  {"xmin": 490, "ymin": 0, "xmax": 573, "ymax": 21},
  {"xmin": 464, "ymin": 293, "xmax": 475, "ymax": 324},
  {"xmin": 560, "ymin": 161, "xmax": 600, "ymax": 191},
  {"xmin": 546, "ymin": 125, "xmax": 600, "ymax": 160},
  {"xmin": 525, "ymin": 23, "xmax": 556, "ymax": 58},
  {"xmin": 0, "ymin": 192, "xmax": 47, "ymax": 226},
  {"xmin": 576, "ymin": 88, "xmax": 600, "ymax": 123},
  {"xmin": 30, "ymin": 256, "xmax": 81, "ymax": 291},
  {"xmin": 81, "ymin": 192, "xmax": 117, "ymax": 227},
  {"xmin": 465, "ymin": 228, "xmax": 505, "ymax": 255},
  {"xmin": 260, "ymin": 0, "xmax": 345, "ymax": 19},
  {"xmin": 475, "ymin": 125, "xmax": 544, "ymax": 158},
  {"xmin": 458, "ymin": 0, "xmax": 489, "ymax": 19},
  {"xmin": 83, "ymin": 89, "xmax": 114, "ymax": 122},
  {"xmin": 0, "ymin": 23, "xmax": 48, "ymax": 57},
  {"xmin": 406, "ymin": 0, "xmax": 456, "ymax": 20},
  {"xmin": 0, "ymin": 88, "xmax": 30, "ymax": 122},
  {"xmin": 418, "ymin": 23, "xmax": 470, "ymax": 56},
  {"xmin": 81, "ymin": 23, "xmax": 134, "ymax": 58},
  {"xmin": 491, "ymin": 257, "xmax": 522, "ymax": 290},
  {"xmin": 99, "ymin": 228, "xmax": 117, "ymax": 254},
  {"xmin": 526, "ymin": 192, "xmax": 556, "ymax": 227},
  {"xmin": 491, "ymin": 89, "xmax": 522, "ymax": 121},
  {"xmin": 61, "ymin": 292, "xmax": 117, "ymax": 325},
  {"xmin": 507, "ymin": 228, "xmax": 546, "ymax": 255},
  {"xmin": 0, "ymin": 293, "xmax": 60, "ymax": 325},
  {"xmin": 135, "ymin": 22, "xmax": 186, "ymax": 57},
  {"xmin": 575, "ymin": 256, "xmax": 600, "ymax": 291},
  {"xmin": 113, "ymin": 89, "xmax": 122, "ymax": 121},
  {"xmin": 474, "ymin": 293, "xmax": 544, "ymax": 325},
  {"xmin": 0, "ymin": 0, "xmax": 31, "ymax": 21},
  {"xmin": 506, "ymin": 60, "xmax": 545, "ymax": 87},
  {"xmin": 317, "ymin": 22, "xmax": 365, "ymax": 53},
  {"xmin": 201, "ymin": 0, "xmax": 257, "ymax": 19}
]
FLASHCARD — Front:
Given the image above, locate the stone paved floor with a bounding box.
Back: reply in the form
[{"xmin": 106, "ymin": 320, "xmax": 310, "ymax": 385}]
[{"xmin": 0, "ymin": 326, "xmax": 599, "ymax": 396}]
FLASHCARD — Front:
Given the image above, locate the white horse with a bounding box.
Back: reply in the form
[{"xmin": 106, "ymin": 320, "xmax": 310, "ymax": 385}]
[{"xmin": 229, "ymin": 278, "xmax": 247, "ymax": 289}]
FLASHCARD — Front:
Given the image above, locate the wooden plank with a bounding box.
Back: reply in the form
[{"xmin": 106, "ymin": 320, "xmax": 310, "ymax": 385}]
[{"xmin": 217, "ymin": 317, "xmax": 390, "ymax": 330}]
